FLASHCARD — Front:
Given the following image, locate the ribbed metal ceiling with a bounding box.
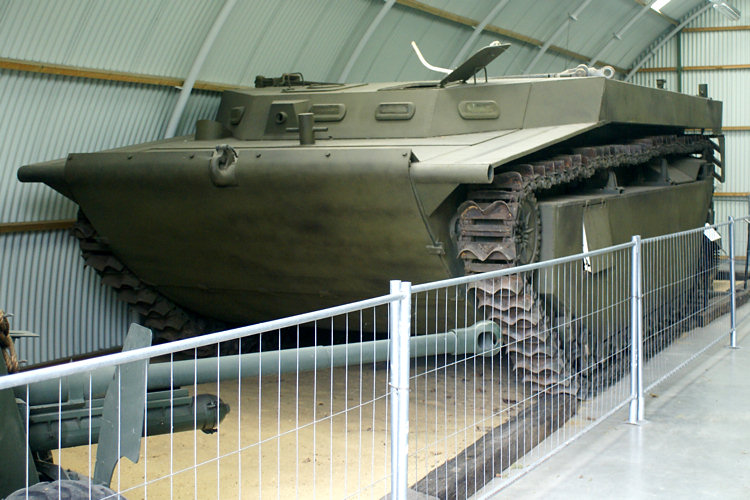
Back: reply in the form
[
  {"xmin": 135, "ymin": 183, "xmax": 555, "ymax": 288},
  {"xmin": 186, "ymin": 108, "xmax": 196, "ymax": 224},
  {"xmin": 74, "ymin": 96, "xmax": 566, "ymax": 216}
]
[
  {"xmin": 0, "ymin": 0, "xmax": 218, "ymax": 77},
  {"xmin": 0, "ymin": 0, "xmax": 711, "ymax": 85}
]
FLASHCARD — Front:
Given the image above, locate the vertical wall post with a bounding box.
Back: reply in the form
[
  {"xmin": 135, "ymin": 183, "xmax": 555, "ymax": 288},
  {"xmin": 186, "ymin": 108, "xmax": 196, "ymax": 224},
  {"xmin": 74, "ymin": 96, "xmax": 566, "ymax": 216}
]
[
  {"xmin": 389, "ymin": 280, "xmax": 411, "ymax": 499},
  {"xmin": 629, "ymin": 235, "xmax": 644, "ymax": 423},
  {"xmin": 729, "ymin": 217, "xmax": 737, "ymax": 348}
]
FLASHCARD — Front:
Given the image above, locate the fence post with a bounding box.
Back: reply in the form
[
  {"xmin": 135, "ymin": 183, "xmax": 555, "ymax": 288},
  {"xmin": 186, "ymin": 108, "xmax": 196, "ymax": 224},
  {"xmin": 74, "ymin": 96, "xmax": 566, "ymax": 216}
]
[
  {"xmin": 729, "ymin": 216, "xmax": 737, "ymax": 348},
  {"xmin": 628, "ymin": 235, "xmax": 644, "ymax": 424},
  {"xmin": 389, "ymin": 280, "xmax": 412, "ymax": 499}
]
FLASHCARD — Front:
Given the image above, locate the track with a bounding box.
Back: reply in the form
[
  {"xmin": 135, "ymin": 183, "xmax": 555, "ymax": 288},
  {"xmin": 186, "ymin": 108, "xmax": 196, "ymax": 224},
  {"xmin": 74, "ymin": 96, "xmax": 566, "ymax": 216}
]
[
  {"xmin": 72, "ymin": 214, "xmax": 215, "ymax": 344},
  {"xmin": 456, "ymin": 134, "xmax": 714, "ymax": 395}
]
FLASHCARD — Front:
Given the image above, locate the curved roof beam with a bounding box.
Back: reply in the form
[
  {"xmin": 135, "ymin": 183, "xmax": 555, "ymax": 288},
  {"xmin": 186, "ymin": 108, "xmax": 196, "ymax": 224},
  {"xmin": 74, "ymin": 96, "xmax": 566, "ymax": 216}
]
[
  {"xmin": 395, "ymin": 0, "xmax": 627, "ymax": 73},
  {"xmin": 164, "ymin": 0, "xmax": 238, "ymax": 138},
  {"xmin": 450, "ymin": 0, "xmax": 511, "ymax": 67},
  {"xmin": 625, "ymin": 3, "xmax": 712, "ymax": 81},
  {"xmin": 523, "ymin": 0, "xmax": 593, "ymax": 74},
  {"xmin": 338, "ymin": 0, "xmax": 397, "ymax": 83},
  {"xmin": 588, "ymin": 0, "xmax": 658, "ymax": 67}
]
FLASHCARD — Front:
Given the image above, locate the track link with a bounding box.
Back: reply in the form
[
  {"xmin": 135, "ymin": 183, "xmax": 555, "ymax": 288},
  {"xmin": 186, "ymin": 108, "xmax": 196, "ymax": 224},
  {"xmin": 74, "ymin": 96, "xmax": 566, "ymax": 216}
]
[
  {"xmin": 72, "ymin": 212, "xmax": 214, "ymax": 343},
  {"xmin": 456, "ymin": 134, "xmax": 713, "ymax": 395}
]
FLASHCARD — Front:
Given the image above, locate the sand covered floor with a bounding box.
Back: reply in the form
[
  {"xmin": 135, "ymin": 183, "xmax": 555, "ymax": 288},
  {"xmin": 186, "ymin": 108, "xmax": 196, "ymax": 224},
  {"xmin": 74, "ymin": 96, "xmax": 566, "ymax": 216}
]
[{"xmin": 54, "ymin": 355, "xmax": 525, "ymax": 499}]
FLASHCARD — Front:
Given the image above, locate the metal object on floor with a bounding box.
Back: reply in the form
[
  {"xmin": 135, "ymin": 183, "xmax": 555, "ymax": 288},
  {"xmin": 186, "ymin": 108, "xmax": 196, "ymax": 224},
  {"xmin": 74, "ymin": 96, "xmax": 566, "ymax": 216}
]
[
  {"xmin": 0, "ymin": 360, "xmax": 39, "ymax": 497},
  {"xmin": 0, "ymin": 291, "xmax": 406, "ymax": 498},
  {"xmin": 0, "ymin": 324, "xmax": 229, "ymax": 493},
  {"xmin": 18, "ymin": 320, "xmax": 501, "ymax": 406}
]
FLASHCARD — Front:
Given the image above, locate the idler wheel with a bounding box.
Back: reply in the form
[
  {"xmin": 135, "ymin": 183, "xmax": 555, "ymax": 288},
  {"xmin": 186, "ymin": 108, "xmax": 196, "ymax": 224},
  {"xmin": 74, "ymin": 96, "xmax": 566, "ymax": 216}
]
[{"xmin": 514, "ymin": 195, "xmax": 540, "ymax": 265}]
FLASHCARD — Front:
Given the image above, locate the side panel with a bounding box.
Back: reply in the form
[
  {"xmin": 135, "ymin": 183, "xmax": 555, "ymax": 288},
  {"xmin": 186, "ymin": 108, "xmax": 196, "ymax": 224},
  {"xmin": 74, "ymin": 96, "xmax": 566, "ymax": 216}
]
[
  {"xmin": 538, "ymin": 179, "xmax": 713, "ymax": 336},
  {"xmin": 540, "ymin": 180, "xmax": 714, "ymax": 260},
  {"xmin": 65, "ymin": 148, "xmax": 449, "ymax": 323},
  {"xmin": 601, "ymin": 80, "xmax": 722, "ymax": 131},
  {"xmin": 523, "ymin": 78, "xmax": 604, "ymax": 128}
]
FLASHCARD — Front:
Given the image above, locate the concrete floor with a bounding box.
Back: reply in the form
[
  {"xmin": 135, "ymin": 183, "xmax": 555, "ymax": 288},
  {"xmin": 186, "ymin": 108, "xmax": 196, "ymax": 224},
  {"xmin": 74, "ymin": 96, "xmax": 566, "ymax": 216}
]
[{"xmin": 490, "ymin": 305, "xmax": 750, "ymax": 499}]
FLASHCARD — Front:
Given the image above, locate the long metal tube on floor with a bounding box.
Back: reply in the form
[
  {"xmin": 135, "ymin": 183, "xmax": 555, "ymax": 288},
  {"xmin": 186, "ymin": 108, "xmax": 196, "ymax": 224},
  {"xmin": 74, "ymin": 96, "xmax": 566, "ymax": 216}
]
[
  {"xmin": 18, "ymin": 320, "xmax": 501, "ymax": 405},
  {"xmin": 26, "ymin": 393, "xmax": 227, "ymax": 452}
]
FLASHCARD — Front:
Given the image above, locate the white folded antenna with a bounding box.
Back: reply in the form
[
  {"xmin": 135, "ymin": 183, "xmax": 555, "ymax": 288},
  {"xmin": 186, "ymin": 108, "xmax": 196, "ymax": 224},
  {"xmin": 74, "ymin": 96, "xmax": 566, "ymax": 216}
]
[{"xmin": 410, "ymin": 41, "xmax": 451, "ymax": 74}]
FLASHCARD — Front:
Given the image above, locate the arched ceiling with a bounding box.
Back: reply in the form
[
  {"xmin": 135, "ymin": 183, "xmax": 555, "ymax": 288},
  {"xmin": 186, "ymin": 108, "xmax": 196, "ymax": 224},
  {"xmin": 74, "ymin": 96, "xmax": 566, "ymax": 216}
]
[{"xmin": 0, "ymin": 0, "xmax": 712, "ymax": 87}]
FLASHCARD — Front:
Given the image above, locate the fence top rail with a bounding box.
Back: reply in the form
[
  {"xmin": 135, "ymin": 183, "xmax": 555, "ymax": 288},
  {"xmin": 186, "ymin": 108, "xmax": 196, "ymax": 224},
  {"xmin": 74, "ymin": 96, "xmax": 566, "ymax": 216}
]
[
  {"xmin": 0, "ymin": 292, "xmax": 404, "ymax": 391},
  {"xmin": 641, "ymin": 220, "xmax": 730, "ymax": 244},
  {"xmin": 412, "ymin": 241, "xmax": 635, "ymax": 293}
]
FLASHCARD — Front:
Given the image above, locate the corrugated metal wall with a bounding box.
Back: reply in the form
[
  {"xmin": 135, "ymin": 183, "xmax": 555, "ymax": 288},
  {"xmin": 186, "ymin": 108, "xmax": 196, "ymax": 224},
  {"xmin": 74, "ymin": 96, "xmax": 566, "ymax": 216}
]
[
  {"xmin": 0, "ymin": 0, "xmax": 220, "ymax": 78},
  {"xmin": 0, "ymin": 230, "xmax": 131, "ymax": 364},
  {"xmin": 631, "ymin": 0, "xmax": 750, "ymax": 256},
  {"xmin": 0, "ymin": 68, "xmax": 220, "ymax": 365}
]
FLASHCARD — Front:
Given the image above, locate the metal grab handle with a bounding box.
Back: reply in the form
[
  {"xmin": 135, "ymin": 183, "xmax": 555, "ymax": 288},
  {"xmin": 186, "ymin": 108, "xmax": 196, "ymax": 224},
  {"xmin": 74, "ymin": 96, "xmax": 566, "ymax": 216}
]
[{"xmin": 286, "ymin": 113, "xmax": 328, "ymax": 145}]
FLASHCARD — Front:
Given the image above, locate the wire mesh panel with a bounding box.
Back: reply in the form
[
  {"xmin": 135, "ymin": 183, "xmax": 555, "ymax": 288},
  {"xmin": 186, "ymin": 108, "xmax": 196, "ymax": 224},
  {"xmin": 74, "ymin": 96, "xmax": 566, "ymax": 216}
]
[
  {"xmin": 640, "ymin": 221, "xmax": 734, "ymax": 391},
  {"xmin": 0, "ymin": 295, "xmax": 399, "ymax": 499},
  {"xmin": 715, "ymin": 197, "xmax": 750, "ymax": 260},
  {"xmin": 736, "ymin": 216, "xmax": 750, "ymax": 327},
  {"xmin": 2, "ymin": 219, "xmax": 748, "ymax": 499},
  {"xmin": 405, "ymin": 243, "xmax": 635, "ymax": 498}
]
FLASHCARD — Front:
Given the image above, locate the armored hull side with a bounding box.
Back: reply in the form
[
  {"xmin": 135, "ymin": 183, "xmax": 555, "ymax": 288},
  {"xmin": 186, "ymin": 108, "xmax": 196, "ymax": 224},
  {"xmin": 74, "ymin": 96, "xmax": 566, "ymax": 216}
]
[
  {"xmin": 64, "ymin": 147, "xmax": 442, "ymax": 324},
  {"xmin": 19, "ymin": 74, "xmax": 723, "ymax": 362}
]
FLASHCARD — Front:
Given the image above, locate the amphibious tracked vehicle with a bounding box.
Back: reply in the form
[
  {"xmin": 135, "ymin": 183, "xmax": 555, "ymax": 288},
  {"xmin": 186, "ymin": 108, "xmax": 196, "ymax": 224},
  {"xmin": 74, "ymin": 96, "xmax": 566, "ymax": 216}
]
[{"xmin": 19, "ymin": 44, "xmax": 724, "ymax": 393}]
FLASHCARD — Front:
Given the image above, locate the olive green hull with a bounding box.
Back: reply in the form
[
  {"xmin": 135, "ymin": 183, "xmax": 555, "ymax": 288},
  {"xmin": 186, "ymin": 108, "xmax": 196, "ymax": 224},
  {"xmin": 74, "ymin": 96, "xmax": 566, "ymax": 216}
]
[
  {"xmin": 47, "ymin": 149, "xmax": 713, "ymax": 327},
  {"xmin": 63, "ymin": 148, "xmax": 444, "ymax": 323},
  {"xmin": 17, "ymin": 73, "xmax": 722, "ymax": 328}
]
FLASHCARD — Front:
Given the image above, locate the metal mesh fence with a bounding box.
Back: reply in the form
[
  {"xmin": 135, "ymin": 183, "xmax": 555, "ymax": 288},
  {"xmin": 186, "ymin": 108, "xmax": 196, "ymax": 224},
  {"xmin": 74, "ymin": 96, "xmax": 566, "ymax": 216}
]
[
  {"xmin": 714, "ymin": 197, "xmax": 750, "ymax": 261},
  {"xmin": 405, "ymin": 243, "xmax": 636, "ymax": 498},
  {"xmin": 640, "ymin": 221, "xmax": 733, "ymax": 391},
  {"xmin": 0, "ymin": 295, "xmax": 401, "ymax": 499},
  {"xmin": 736, "ymin": 216, "xmax": 750, "ymax": 327},
  {"xmin": 1, "ymin": 219, "xmax": 746, "ymax": 499}
]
